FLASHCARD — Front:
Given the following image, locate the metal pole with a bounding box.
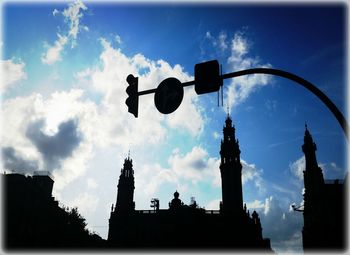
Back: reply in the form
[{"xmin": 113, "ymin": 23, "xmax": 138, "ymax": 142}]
[
  {"xmin": 221, "ymin": 68, "xmax": 348, "ymax": 140},
  {"xmin": 134, "ymin": 68, "xmax": 348, "ymax": 140}
]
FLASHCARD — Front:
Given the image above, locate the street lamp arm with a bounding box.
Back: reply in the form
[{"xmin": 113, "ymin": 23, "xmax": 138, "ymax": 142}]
[{"xmin": 221, "ymin": 68, "xmax": 348, "ymax": 141}]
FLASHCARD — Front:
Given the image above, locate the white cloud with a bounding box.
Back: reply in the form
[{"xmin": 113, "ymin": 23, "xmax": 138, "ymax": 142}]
[
  {"xmin": 202, "ymin": 29, "xmax": 272, "ymax": 110},
  {"xmin": 290, "ymin": 155, "xmax": 344, "ymax": 183},
  {"xmin": 205, "ymin": 31, "xmax": 212, "ymax": 39},
  {"xmin": 230, "ymin": 31, "xmax": 248, "ymax": 57},
  {"xmin": 265, "ymin": 99, "xmax": 277, "ymax": 111},
  {"xmin": 205, "ymin": 198, "xmax": 221, "ymax": 210},
  {"xmin": 1, "ymin": 58, "xmax": 27, "ymax": 93},
  {"xmin": 2, "ymin": 94, "xmax": 46, "ymax": 170},
  {"xmin": 255, "ymin": 196, "xmax": 303, "ymax": 253},
  {"xmin": 289, "ymin": 156, "xmax": 305, "ymax": 181},
  {"xmin": 241, "ymin": 159, "xmax": 265, "ymax": 193},
  {"xmin": 226, "ymin": 31, "xmax": 272, "ymax": 109},
  {"xmin": 213, "ymin": 131, "xmax": 220, "ymax": 139},
  {"xmin": 41, "ymin": 34, "xmax": 68, "ymax": 65},
  {"xmin": 218, "ymin": 31, "xmax": 228, "ymax": 51},
  {"xmin": 52, "ymin": 9, "xmax": 59, "ymax": 16},
  {"xmin": 62, "ymin": 0, "xmax": 88, "ymax": 47},
  {"xmin": 132, "ymin": 146, "xmax": 221, "ymax": 209},
  {"xmin": 1, "ymin": 89, "xmax": 99, "ymax": 190},
  {"xmin": 166, "ymin": 88, "xmax": 204, "ymax": 136},
  {"xmin": 134, "ymin": 163, "xmax": 176, "ymax": 205},
  {"xmin": 319, "ymin": 161, "xmax": 344, "ymax": 179},
  {"xmin": 263, "ymin": 195, "xmax": 273, "ymax": 215},
  {"xmin": 42, "ymin": 0, "xmax": 88, "ymax": 65},
  {"xmin": 87, "ymin": 178, "xmax": 98, "ymax": 189},
  {"xmin": 204, "ymin": 30, "xmax": 228, "ymax": 53},
  {"xmin": 80, "ymin": 38, "xmax": 204, "ymax": 144},
  {"xmin": 115, "ymin": 34, "xmax": 122, "ymax": 45},
  {"xmin": 133, "ymin": 144, "xmax": 267, "ymax": 211},
  {"xmin": 69, "ymin": 192, "xmax": 99, "ymax": 215},
  {"xmin": 169, "ymin": 146, "xmax": 218, "ymax": 182},
  {"xmin": 3, "ymin": 37, "xmax": 205, "ymax": 195},
  {"xmin": 246, "ymin": 199, "xmax": 265, "ymax": 210}
]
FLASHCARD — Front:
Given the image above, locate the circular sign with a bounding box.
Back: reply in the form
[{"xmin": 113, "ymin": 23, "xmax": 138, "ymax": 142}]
[{"xmin": 154, "ymin": 77, "xmax": 184, "ymax": 114}]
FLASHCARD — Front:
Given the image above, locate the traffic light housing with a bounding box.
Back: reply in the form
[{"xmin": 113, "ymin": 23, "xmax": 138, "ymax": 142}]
[
  {"xmin": 125, "ymin": 74, "xmax": 139, "ymax": 118},
  {"xmin": 194, "ymin": 60, "xmax": 223, "ymax": 95}
]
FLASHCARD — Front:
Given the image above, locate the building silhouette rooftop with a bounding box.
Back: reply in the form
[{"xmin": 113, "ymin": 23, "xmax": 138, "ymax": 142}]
[{"xmin": 107, "ymin": 115, "xmax": 272, "ymax": 250}]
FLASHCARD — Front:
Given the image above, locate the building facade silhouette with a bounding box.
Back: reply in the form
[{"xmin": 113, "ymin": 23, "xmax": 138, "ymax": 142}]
[
  {"xmin": 107, "ymin": 115, "xmax": 272, "ymax": 250},
  {"xmin": 301, "ymin": 125, "xmax": 347, "ymax": 251},
  {"xmin": 3, "ymin": 172, "xmax": 104, "ymax": 249}
]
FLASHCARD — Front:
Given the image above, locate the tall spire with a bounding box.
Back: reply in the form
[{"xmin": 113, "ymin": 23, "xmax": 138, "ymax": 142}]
[
  {"xmin": 302, "ymin": 124, "xmax": 318, "ymax": 170},
  {"xmin": 302, "ymin": 123, "xmax": 324, "ymax": 213},
  {"xmin": 301, "ymin": 124, "xmax": 325, "ymax": 247}
]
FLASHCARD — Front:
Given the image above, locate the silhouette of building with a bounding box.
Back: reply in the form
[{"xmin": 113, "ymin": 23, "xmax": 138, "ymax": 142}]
[
  {"xmin": 3, "ymin": 171, "xmax": 105, "ymax": 249},
  {"xmin": 220, "ymin": 114, "xmax": 243, "ymax": 214},
  {"xmin": 301, "ymin": 125, "xmax": 347, "ymax": 251},
  {"xmin": 108, "ymin": 115, "xmax": 272, "ymax": 250}
]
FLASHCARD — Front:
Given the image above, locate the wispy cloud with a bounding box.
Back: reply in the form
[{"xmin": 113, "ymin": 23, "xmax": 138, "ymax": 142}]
[
  {"xmin": 226, "ymin": 30, "xmax": 272, "ymax": 109},
  {"xmin": 212, "ymin": 131, "xmax": 220, "ymax": 139},
  {"xmin": 0, "ymin": 58, "xmax": 27, "ymax": 93},
  {"xmin": 202, "ymin": 29, "xmax": 272, "ymax": 111},
  {"xmin": 289, "ymin": 156, "xmax": 305, "ymax": 181},
  {"xmin": 41, "ymin": 34, "xmax": 68, "ymax": 65},
  {"xmin": 62, "ymin": 0, "xmax": 88, "ymax": 48},
  {"xmin": 115, "ymin": 34, "xmax": 122, "ymax": 45},
  {"xmin": 42, "ymin": 0, "xmax": 88, "ymax": 65},
  {"xmin": 242, "ymin": 159, "xmax": 265, "ymax": 193}
]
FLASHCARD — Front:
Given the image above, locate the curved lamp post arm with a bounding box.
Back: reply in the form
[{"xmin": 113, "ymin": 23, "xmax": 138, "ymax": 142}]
[
  {"xmin": 128, "ymin": 65, "xmax": 348, "ymax": 141},
  {"xmin": 221, "ymin": 68, "xmax": 348, "ymax": 141}
]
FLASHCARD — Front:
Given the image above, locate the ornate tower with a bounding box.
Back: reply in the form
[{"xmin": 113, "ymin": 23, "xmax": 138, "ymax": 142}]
[
  {"xmin": 302, "ymin": 124, "xmax": 324, "ymax": 207},
  {"xmin": 302, "ymin": 124, "xmax": 325, "ymax": 248},
  {"xmin": 115, "ymin": 155, "xmax": 135, "ymax": 212},
  {"xmin": 220, "ymin": 113, "xmax": 243, "ymax": 214}
]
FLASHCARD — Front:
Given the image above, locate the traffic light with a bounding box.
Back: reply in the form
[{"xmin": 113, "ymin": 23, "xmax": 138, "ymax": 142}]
[
  {"xmin": 194, "ymin": 60, "xmax": 223, "ymax": 95},
  {"xmin": 125, "ymin": 74, "xmax": 139, "ymax": 118}
]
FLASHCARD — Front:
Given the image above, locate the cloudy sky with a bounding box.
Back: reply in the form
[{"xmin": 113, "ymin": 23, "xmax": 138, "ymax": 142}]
[{"xmin": 1, "ymin": 1, "xmax": 348, "ymax": 253}]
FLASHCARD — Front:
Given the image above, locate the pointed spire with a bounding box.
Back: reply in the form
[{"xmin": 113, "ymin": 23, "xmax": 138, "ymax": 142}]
[
  {"xmin": 225, "ymin": 107, "xmax": 232, "ymax": 127},
  {"xmin": 123, "ymin": 150, "xmax": 133, "ymax": 172},
  {"xmin": 302, "ymin": 123, "xmax": 319, "ymax": 171},
  {"xmin": 304, "ymin": 123, "xmax": 313, "ymax": 144},
  {"xmin": 305, "ymin": 122, "xmax": 310, "ymax": 136},
  {"xmin": 116, "ymin": 151, "xmax": 135, "ymax": 212}
]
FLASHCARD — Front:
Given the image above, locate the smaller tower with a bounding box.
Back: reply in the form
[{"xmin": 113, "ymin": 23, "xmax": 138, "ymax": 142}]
[
  {"xmin": 169, "ymin": 191, "xmax": 184, "ymax": 210},
  {"xmin": 115, "ymin": 154, "xmax": 135, "ymax": 212}
]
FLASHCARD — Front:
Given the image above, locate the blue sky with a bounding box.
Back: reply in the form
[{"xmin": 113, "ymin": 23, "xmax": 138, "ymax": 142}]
[{"xmin": 1, "ymin": 1, "xmax": 348, "ymax": 253}]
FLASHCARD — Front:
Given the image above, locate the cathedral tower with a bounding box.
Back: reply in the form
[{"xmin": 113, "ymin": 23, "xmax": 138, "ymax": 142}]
[
  {"xmin": 115, "ymin": 155, "xmax": 135, "ymax": 212},
  {"xmin": 220, "ymin": 113, "xmax": 243, "ymax": 214},
  {"xmin": 302, "ymin": 124, "xmax": 326, "ymax": 249},
  {"xmin": 302, "ymin": 124, "xmax": 324, "ymax": 208}
]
